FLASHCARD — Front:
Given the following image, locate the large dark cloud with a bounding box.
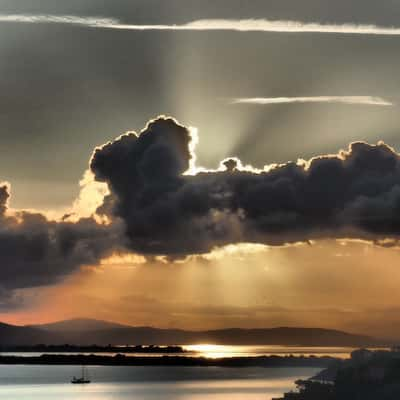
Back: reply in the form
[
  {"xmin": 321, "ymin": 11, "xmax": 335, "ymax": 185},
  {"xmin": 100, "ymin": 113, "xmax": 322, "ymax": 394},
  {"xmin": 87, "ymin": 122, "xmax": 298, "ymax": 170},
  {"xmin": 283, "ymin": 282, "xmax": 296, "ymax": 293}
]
[
  {"xmin": 0, "ymin": 183, "xmax": 122, "ymax": 295},
  {"xmin": 3, "ymin": 115, "xmax": 400, "ymax": 302},
  {"xmin": 91, "ymin": 116, "xmax": 400, "ymax": 256}
]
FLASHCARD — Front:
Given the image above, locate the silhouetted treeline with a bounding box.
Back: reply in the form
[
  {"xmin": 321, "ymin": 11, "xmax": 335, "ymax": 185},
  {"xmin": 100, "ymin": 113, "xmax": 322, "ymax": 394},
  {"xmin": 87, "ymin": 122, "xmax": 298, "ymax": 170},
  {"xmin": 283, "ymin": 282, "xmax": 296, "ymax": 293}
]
[
  {"xmin": 1, "ymin": 344, "xmax": 184, "ymax": 354},
  {"xmin": 275, "ymin": 349, "xmax": 400, "ymax": 400},
  {"xmin": 0, "ymin": 354, "xmax": 336, "ymax": 368}
]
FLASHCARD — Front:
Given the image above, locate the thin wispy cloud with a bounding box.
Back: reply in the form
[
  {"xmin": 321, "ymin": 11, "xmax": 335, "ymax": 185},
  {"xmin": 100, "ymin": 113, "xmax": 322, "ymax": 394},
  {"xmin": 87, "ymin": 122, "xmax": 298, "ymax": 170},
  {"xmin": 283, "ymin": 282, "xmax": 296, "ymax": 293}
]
[
  {"xmin": 3, "ymin": 14, "xmax": 400, "ymax": 36},
  {"xmin": 231, "ymin": 96, "xmax": 394, "ymax": 106},
  {"xmin": 0, "ymin": 14, "xmax": 116, "ymax": 27}
]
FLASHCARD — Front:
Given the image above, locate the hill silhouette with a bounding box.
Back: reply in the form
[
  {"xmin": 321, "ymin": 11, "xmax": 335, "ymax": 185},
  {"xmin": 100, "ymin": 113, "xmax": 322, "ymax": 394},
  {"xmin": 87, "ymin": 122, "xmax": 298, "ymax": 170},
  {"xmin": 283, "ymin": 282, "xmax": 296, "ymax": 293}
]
[
  {"xmin": 31, "ymin": 318, "xmax": 131, "ymax": 332},
  {"xmin": 0, "ymin": 319, "xmax": 380, "ymax": 347},
  {"xmin": 0, "ymin": 322, "xmax": 56, "ymax": 345}
]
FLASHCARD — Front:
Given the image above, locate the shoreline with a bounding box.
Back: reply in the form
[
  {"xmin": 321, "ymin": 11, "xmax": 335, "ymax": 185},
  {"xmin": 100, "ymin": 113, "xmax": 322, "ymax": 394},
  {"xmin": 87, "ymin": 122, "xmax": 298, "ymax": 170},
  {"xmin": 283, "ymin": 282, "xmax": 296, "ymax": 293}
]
[
  {"xmin": 0, "ymin": 354, "xmax": 336, "ymax": 368},
  {"xmin": 0, "ymin": 344, "xmax": 185, "ymax": 354}
]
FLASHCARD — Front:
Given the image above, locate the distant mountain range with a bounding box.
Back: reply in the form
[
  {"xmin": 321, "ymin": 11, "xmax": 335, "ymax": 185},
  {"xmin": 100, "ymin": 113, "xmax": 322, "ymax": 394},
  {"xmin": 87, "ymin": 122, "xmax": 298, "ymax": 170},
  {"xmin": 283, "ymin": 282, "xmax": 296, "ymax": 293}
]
[{"xmin": 0, "ymin": 318, "xmax": 381, "ymax": 347}]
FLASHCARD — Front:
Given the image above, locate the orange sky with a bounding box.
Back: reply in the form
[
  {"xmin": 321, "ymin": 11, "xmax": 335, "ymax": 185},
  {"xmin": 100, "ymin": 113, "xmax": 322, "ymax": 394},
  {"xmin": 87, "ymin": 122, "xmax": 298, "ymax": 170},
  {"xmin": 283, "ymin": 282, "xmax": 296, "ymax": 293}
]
[{"xmin": 3, "ymin": 239, "xmax": 400, "ymax": 339}]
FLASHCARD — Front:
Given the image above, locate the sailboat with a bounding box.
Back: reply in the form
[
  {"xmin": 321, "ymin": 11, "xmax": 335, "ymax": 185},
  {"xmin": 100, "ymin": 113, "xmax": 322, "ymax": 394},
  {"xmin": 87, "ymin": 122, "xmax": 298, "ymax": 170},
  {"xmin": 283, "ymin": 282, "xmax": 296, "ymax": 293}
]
[{"xmin": 71, "ymin": 366, "xmax": 91, "ymax": 384}]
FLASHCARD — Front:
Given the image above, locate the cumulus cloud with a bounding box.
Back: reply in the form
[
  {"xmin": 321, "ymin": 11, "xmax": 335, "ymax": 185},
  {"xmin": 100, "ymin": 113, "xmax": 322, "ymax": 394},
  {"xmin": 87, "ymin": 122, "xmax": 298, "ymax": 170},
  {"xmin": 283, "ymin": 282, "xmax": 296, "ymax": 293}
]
[
  {"xmin": 4, "ymin": 14, "xmax": 400, "ymax": 36},
  {"xmin": 0, "ymin": 183, "xmax": 123, "ymax": 295},
  {"xmin": 4, "ymin": 115, "xmax": 400, "ymax": 302},
  {"xmin": 90, "ymin": 116, "xmax": 400, "ymax": 256},
  {"xmin": 231, "ymin": 96, "xmax": 393, "ymax": 106}
]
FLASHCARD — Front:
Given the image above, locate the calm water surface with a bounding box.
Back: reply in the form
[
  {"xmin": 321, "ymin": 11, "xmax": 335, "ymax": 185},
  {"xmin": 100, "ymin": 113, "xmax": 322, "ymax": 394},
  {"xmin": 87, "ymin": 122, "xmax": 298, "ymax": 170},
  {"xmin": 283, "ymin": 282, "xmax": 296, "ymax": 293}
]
[{"xmin": 0, "ymin": 365, "xmax": 321, "ymax": 399}]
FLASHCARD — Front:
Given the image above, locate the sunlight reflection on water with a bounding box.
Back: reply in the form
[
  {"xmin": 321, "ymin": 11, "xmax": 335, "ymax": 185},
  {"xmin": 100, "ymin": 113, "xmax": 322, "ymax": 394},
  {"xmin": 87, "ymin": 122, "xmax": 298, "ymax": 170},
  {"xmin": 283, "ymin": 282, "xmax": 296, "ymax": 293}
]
[{"xmin": 183, "ymin": 344, "xmax": 363, "ymax": 359}]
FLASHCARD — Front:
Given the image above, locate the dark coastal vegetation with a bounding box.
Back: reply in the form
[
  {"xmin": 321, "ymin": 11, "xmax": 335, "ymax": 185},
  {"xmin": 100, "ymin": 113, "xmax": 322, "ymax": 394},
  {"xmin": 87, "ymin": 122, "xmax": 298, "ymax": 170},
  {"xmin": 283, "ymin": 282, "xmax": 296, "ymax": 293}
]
[
  {"xmin": 275, "ymin": 349, "xmax": 400, "ymax": 400},
  {"xmin": 0, "ymin": 354, "xmax": 335, "ymax": 368},
  {"xmin": 1, "ymin": 344, "xmax": 185, "ymax": 354}
]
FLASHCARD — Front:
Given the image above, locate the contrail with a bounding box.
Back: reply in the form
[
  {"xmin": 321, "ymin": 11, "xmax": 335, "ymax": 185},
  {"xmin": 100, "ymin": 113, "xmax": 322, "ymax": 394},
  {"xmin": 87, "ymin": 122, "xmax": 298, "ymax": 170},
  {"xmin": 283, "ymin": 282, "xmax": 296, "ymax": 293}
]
[
  {"xmin": 231, "ymin": 96, "xmax": 394, "ymax": 106},
  {"xmin": 3, "ymin": 14, "xmax": 400, "ymax": 36}
]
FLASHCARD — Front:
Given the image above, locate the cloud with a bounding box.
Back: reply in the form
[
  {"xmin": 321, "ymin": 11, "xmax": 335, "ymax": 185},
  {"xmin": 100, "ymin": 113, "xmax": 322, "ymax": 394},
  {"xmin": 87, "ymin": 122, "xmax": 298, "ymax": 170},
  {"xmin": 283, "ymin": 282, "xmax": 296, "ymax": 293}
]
[
  {"xmin": 4, "ymin": 115, "xmax": 400, "ymax": 303},
  {"xmin": 90, "ymin": 116, "xmax": 400, "ymax": 256},
  {"xmin": 0, "ymin": 287, "xmax": 24, "ymax": 311},
  {"xmin": 0, "ymin": 183, "xmax": 124, "ymax": 296},
  {"xmin": 181, "ymin": 19, "xmax": 400, "ymax": 35},
  {"xmin": 4, "ymin": 14, "xmax": 400, "ymax": 36},
  {"xmin": 0, "ymin": 14, "xmax": 116, "ymax": 27},
  {"xmin": 231, "ymin": 96, "xmax": 393, "ymax": 106},
  {"xmin": 0, "ymin": 183, "xmax": 10, "ymax": 215}
]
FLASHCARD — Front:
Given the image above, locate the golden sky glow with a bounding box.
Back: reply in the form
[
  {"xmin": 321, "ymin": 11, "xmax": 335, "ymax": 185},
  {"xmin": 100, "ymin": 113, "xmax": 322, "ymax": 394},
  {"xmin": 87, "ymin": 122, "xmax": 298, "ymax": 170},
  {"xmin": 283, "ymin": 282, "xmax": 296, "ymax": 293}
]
[{"xmin": 3, "ymin": 239, "xmax": 400, "ymax": 339}]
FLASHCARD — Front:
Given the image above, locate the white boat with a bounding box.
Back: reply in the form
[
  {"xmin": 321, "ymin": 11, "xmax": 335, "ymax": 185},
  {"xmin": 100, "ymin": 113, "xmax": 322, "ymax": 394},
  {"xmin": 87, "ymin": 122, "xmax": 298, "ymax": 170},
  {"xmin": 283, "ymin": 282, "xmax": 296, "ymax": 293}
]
[{"xmin": 71, "ymin": 366, "xmax": 91, "ymax": 384}]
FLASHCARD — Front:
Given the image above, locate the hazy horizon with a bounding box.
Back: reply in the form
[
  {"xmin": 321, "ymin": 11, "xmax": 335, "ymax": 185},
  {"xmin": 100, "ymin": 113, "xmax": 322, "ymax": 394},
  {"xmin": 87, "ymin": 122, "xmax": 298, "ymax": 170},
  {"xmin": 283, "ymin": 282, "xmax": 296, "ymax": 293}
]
[{"xmin": 2, "ymin": 316, "xmax": 376, "ymax": 333}]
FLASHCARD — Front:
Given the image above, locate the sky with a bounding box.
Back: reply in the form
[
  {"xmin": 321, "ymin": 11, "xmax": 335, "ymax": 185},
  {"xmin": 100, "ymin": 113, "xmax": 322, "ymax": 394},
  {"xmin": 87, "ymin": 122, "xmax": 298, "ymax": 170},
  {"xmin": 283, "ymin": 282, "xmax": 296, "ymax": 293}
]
[{"xmin": 2, "ymin": 0, "xmax": 400, "ymax": 338}]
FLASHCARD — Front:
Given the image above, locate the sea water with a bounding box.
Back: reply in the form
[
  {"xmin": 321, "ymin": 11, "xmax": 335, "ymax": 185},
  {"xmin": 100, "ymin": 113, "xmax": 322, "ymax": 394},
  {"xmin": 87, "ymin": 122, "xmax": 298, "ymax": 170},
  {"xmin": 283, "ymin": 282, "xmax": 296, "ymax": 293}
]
[{"xmin": 0, "ymin": 365, "xmax": 321, "ymax": 399}]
